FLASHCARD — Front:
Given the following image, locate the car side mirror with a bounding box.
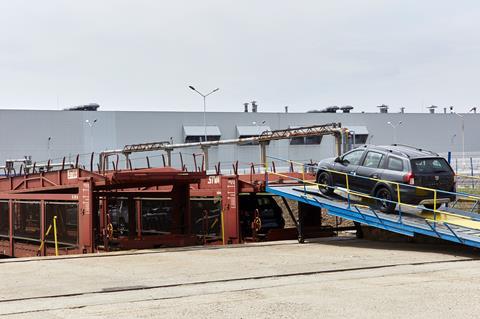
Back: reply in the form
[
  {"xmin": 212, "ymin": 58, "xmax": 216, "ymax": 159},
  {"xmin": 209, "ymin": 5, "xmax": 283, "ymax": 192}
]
[{"xmin": 334, "ymin": 157, "xmax": 342, "ymax": 163}]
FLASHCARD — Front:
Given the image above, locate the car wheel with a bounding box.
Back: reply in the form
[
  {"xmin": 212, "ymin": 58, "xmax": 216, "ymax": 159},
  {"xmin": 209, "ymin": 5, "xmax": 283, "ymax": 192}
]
[
  {"xmin": 317, "ymin": 171, "xmax": 334, "ymax": 195},
  {"xmin": 375, "ymin": 187, "xmax": 396, "ymax": 214}
]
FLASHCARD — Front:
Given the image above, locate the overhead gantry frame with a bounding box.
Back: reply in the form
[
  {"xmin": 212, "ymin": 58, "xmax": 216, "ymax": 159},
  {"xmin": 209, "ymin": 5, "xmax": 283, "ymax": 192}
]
[{"xmin": 99, "ymin": 123, "xmax": 347, "ymax": 171}]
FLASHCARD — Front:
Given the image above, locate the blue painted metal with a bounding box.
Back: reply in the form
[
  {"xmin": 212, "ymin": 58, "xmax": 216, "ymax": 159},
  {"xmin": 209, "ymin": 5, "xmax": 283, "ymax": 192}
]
[
  {"xmin": 444, "ymin": 223, "xmax": 464, "ymax": 244},
  {"xmin": 266, "ymin": 184, "xmax": 480, "ymax": 249}
]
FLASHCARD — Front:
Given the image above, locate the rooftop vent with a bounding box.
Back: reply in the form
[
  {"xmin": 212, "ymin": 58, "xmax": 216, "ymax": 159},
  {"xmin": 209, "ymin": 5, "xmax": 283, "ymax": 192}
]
[
  {"xmin": 244, "ymin": 102, "xmax": 249, "ymax": 112},
  {"xmin": 64, "ymin": 103, "xmax": 99, "ymax": 111},
  {"xmin": 251, "ymin": 101, "xmax": 258, "ymax": 113},
  {"xmin": 427, "ymin": 105, "xmax": 438, "ymax": 114},
  {"xmin": 377, "ymin": 104, "xmax": 389, "ymax": 113},
  {"xmin": 307, "ymin": 106, "xmax": 338, "ymax": 113}
]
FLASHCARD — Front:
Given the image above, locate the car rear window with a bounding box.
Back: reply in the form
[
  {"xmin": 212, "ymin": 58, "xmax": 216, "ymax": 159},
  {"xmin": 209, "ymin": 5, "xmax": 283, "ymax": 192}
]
[{"xmin": 411, "ymin": 158, "xmax": 452, "ymax": 174}]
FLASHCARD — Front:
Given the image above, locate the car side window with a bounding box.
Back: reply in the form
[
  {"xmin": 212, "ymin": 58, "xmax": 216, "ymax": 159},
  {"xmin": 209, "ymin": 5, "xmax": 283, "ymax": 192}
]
[
  {"xmin": 342, "ymin": 150, "xmax": 364, "ymax": 165},
  {"xmin": 387, "ymin": 156, "xmax": 404, "ymax": 171},
  {"xmin": 362, "ymin": 151, "xmax": 384, "ymax": 168}
]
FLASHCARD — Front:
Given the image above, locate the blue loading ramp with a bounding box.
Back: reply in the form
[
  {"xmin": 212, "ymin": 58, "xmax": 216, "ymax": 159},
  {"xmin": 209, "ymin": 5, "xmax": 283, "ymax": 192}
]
[{"xmin": 266, "ymin": 183, "xmax": 480, "ymax": 249}]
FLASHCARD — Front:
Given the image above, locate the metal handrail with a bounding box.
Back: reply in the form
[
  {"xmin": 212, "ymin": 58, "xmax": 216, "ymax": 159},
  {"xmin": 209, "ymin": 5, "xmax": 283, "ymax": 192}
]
[
  {"xmin": 456, "ymin": 173, "xmax": 480, "ymax": 180},
  {"xmin": 265, "ymin": 156, "xmax": 480, "ymax": 226}
]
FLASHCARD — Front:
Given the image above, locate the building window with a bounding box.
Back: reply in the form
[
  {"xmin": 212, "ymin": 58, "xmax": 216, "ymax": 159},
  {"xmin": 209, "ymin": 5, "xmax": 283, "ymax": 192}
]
[
  {"xmin": 290, "ymin": 137, "xmax": 304, "ymax": 145},
  {"xmin": 183, "ymin": 126, "xmax": 221, "ymax": 143},
  {"xmin": 290, "ymin": 136, "xmax": 322, "ymax": 145},
  {"xmin": 185, "ymin": 135, "xmax": 221, "ymax": 143},
  {"xmin": 345, "ymin": 126, "xmax": 369, "ymax": 145},
  {"xmin": 237, "ymin": 125, "xmax": 271, "ymax": 146},
  {"xmin": 352, "ymin": 134, "xmax": 368, "ymax": 145}
]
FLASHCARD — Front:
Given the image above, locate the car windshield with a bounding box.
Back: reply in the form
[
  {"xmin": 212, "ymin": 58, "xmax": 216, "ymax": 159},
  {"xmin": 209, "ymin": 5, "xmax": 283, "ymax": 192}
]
[{"xmin": 411, "ymin": 158, "xmax": 451, "ymax": 174}]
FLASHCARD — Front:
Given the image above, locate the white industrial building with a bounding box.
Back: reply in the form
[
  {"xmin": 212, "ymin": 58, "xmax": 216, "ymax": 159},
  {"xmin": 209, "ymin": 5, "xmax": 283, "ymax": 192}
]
[{"xmin": 0, "ymin": 109, "xmax": 478, "ymax": 173}]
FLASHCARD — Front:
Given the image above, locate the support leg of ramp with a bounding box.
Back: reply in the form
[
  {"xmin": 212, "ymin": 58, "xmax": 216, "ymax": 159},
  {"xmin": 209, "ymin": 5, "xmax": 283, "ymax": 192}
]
[{"xmin": 298, "ymin": 203, "xmax": 305, "ymax": 243}]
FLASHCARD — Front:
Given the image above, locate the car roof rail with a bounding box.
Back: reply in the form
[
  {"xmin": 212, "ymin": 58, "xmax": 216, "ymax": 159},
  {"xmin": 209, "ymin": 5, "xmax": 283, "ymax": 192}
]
[
  {"xmin": 391, "ymin": 143, "xmax": 439, "ymax": 156},
  {"xmin": 371, "ymin": 145, "xmax": 410, "ymax": 158}
]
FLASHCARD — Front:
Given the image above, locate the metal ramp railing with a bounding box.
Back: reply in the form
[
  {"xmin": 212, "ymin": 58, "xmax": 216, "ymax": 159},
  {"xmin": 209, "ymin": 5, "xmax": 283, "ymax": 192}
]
[{"xmin": 264, "ymin": 156, "xmax": 480, "ymax": 249}]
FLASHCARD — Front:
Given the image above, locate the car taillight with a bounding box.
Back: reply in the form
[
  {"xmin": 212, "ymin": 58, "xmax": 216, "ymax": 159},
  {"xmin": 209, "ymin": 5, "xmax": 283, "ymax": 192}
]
[{"xmin": 404, "ymin": 172, "xmax": 415, "ymax": 185}]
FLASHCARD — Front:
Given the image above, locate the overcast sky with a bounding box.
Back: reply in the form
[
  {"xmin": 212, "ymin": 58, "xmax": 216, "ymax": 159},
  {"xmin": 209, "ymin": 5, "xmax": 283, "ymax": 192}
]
[{"xmin": 0, "ymin": 1, "xmax": 479, "ymax": 113}]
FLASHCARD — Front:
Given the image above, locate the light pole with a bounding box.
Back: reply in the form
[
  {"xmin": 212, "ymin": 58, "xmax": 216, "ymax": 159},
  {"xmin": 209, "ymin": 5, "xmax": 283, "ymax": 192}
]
[
  {"xmin": 450, "ymin": 134, "xmax": 457, "ymax": 151},
  {"xmin": 387, "ymin": 121, "xmax": 402, "ymax": 144},
  {"xmin": 85, "ymin": 119, "xmax": 98, "ymax": 152},
  {"xmin": 454, "ymin": 113, "xmax": 465, "ymax": 169},
  {"xmin": 47, "ymin": 137, "xmax": 52, "ymax": 160},
  {"xmin": 368, "ymin": 134, "xmax": 374, "ymax": 144},
  {"xmin": 349, "ymin": 130, "xmax": 356, "ymax": 149},
  {"xmin": 188, "ymin": 86, "xmax": 220, "ymax": 142}
]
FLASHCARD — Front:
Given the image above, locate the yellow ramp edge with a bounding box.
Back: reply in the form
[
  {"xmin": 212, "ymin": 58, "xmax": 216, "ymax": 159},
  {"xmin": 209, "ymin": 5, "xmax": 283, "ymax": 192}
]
[{"xmin": 421, "ymin": 211, "xmax": 480, "ymax": 230}]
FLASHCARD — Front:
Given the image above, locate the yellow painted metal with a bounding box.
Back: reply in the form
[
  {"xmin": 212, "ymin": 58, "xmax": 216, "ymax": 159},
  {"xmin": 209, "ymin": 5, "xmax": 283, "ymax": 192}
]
[
  {"xmin": 353, "ymin": 203, "xmax": 370, "ymax": 209},
  {"xmin": 345, "ymin": 174, "xmax": 350, "ymax": 192},
  {"xmin": 37, "ymin": 224, "xmax": 53, "ymax": 255},
  {"xmin": 269, "ymin": 159, "xmax": 480, "ymax": 224},
  {"xmin": 273, "ymin": 168, "xmax": 480, "ymax": 223},
  {"xmin": 396, "ymin": 184, "xmax": 401, "ymax": 207},
  {"xmin": 278, "ymin": 158, "xmax": 479, "ymax": 199},
  {"xmin": 53, "ymin": 215, "xmax": 59, "ymax": 256},
  {"xmin": 424, "ymin": 215, "xmax": 480, "ymax": 230}
]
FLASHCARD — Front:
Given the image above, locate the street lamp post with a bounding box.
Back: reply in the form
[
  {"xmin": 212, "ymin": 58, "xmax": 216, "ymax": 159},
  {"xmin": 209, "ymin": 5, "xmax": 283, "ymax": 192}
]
[
  {"xmin": 450, "ymin": 134, "xmax": 457, "ymax": 150},
  {"xmin": 85, "ymin": 119, "xmax": 98, "ymax": 152},
  {"xmin": 387, "ymin": 121, "xmax": 402, "ymax": 144},
  {"xmin": 454, "ymin": 113, "xmax": 465, "ymax": 170},
  {"xmin": 188, "ymin": 86, "xmax": 220, "ymax": 142},
  {"xmin": 47, "ymin": 137, "xmax": 52, "ymax": 160},
  {"xmin": 368, "ymin": 134, "xmax": 374, "ymax": 144}
]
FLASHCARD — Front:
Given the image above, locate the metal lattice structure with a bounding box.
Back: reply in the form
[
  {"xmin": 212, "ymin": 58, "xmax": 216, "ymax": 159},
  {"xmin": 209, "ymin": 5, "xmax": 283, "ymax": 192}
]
[
  {"xmin": 258, "ymin": 123, "xmax": 343, "ymax": 142},
  {"xmin": 120, "ymin": 123, "xmax": 343, "ymax": 153},
  {"xmin": 98, "ymin": 123, "xmax": 345, "ymax": 171},
  {"xmin": 123, "ymin": 141, "xmax": 171, "ymax": 153}
]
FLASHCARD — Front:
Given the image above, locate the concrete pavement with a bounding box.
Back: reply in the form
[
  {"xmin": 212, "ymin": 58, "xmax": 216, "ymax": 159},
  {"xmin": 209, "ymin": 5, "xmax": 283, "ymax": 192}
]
[{"xmin": 0, "ymin": 237, "xmax": 479, "ymax": 318}]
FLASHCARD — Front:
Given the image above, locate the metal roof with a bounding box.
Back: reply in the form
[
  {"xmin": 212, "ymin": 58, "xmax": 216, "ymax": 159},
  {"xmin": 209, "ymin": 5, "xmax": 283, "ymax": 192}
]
[
  {"xmin": 236, "ymin": 125, "xmax": 271, "ymax": 136},
  {"xmin": 183, "ymin": 126, "xmax": 221, "ymax": 136}
]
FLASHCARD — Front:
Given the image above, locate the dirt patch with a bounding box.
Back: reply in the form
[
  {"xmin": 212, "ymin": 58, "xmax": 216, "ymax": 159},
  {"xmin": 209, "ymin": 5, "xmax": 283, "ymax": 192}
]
[{"xmin": 273, "ymin": 196, "xmax": 354, "ymax": 228}]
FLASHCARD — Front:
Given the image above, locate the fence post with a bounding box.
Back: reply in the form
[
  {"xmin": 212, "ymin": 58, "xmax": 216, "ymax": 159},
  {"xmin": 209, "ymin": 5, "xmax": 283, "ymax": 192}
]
[
  {"xmin": 396, "ymin": 183, "xmax": 402, "ymax": 222},
  {"xmin": 471, "ymin": 157, "xmax": 474, "ymax": 188}
]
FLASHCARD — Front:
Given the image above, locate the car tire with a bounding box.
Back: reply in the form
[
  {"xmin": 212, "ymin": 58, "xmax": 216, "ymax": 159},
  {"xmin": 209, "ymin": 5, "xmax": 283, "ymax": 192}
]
[
  {"xmin": 316, "ymin": 171, "xmax": 334, "ymax": 195},
  {"xmin": 375, "ymin": 187, "xmax": 396, "ymax": 214}
]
